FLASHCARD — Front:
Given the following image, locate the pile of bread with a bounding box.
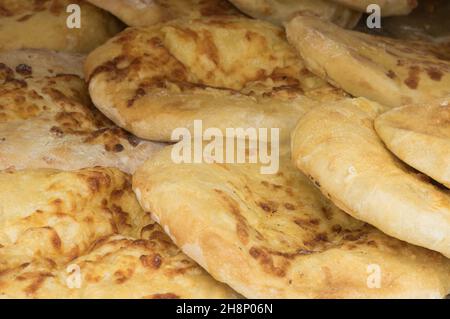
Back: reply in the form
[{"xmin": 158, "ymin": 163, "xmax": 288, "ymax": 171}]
[{"xmin": 0, "ymin": 0, "xmax": 448, "ymax": 299}]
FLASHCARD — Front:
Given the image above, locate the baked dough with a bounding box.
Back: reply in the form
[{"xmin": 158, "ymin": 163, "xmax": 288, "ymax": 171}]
[
  {"xmin": 87, "ymin": 0, "xmax": 241, "ymax": 26},
  {"xmin": 228, "ymin": 0, "xmax": 361, "ymax": 27},
  {"xmin": 286, "ymin": 15, "xmax": 450, "ymax": 107},
  {"xmin": 375, "ymin": 96, "xmax": 450, "ymax": 188},
  {"xmin": 133, "ymin": 144, "xmax": 450, "ymax": 298},
  {"xmin": 85, "ymin": 17, "xmax": 346, "ymax": 143},
  {"xmin": 0, "ymin": 167, "xmax": 149, "ymax": 271},
  {"xmin": 0, "ymin": 234, "xmax": 238, "ymax": 299},
  {"xmin": 0, "ymin": 170, "xmax": 237, "ymax": 299},
  {"xmin": 0, "ymin": 49, "xmax": 163, "ymax": 173},
  {"xmin": 292, "ymin": 97, "xmax": 450, "ymax": 258},
  {"xmin": 0, "ymin": 0, "xmax": 123, "ymax": 53},
  {"xmin": 331, "ymin": 0, "xmax": 417, "ymax": 16}
]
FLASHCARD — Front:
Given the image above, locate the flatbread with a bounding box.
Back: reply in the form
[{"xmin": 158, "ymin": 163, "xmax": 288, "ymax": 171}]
[
  {"xmin": 330, "ymin": 0, "xmax": 417, "ymax": 16},
  {"xmin": 292, "ymin": 97, "xmax": 450, "ymax": 258},
  {"xmin": 0, "ymin": 49, "xmax": 163, "ymax": 173},
  {"xmin": 133, "ymin": 143, "xmax": 450, "ymax": 298},
  {"xmin": 0, "ymin": 167, "xmax": 149, "ymax": 271},
  {"xmin": 85, "ymin": 17, "xmax": 346, "ymax": 143},
  {"xmin": 286, "ymin": 15, "xmax": 450, "ymax": 108},
  {"xmin": 375, "ymin": 96, "xmax": 450, "ymax": 189},
  {"xmin": 228, "ymin": 0, "xmax": 361, "ymax": 28},
  {"xmin": 86, "ymin": 0, "xmax": 241, "ymax": 26},
  {"xmin": 0, "ymin": 0, "xmax": 123, "ymax": 53},
  {"xmin": 0, "ymin": 234, "xmax": 239, "ymax": 299},
  {"xmin": 0, "ymin": 169, "xmax": 237, "ymax": 299}
]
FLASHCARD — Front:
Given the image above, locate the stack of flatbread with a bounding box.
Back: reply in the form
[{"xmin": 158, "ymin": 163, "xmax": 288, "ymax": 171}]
[{"xmin": 0, "ymin": 0, "xmax": 448, "ymax": 299}]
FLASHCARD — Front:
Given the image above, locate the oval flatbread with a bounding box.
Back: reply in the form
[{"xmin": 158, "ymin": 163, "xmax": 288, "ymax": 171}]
[
  {"xmin": 375, "ymin": 97, "xmax": 450, "ymax": 188},
  {"xmin": 286, "ymin": 15, "xmax": 450, "ymax": 107},
  {"xmin": 292, "ymin": 97, "xmax": 450, "ymax": 258},
  {"xmin": 0, "ymin": 169, "xmax": 237, "ymax": 299},
  {"xmin": 133, "ymin": 143, "xmax": 450, "ymax": 298},
  {"xmin": 85, "ymin": 17, "xmax": 346, "ymax": 143},
  {"xmin": 0, "ymin": 49, "xmax": 163, "ymax": 173},
  {"xmin": 330, "ymin": 0, "xmax": 417, "ymax": 16},
  {"xmin": 0, "ymin": 0, "xmax": 123, "ymax": 53},
  {"xmin": 87, "ymin": 0, "xmax": 241, "ymax": 27},
  {"xmin": 228, "ymin": 0, "xmax": 361, "ymax": 27}
]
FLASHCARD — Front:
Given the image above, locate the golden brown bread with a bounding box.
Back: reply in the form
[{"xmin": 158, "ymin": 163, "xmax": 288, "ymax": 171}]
[
  {"xmin": 375, "ymin": 96, "xmax": 450, "ymax": 188},
  {"xmin": 228, "ymin": 0, "xmax": 361, "ymax": 27},
  {"xmin": 85, "ymin": 17, "xmax": 346, "ymax": 143},
  {"xmin": 0, "ymin": 169, "xmax": 238, "ymax": 299},
  {"xmin": 0, "ymin": 234, "xmax": 239, "ymax": 299},
  {"xmin": 0, "ymin": 49, "xmax": 163, "ymax": 173},
  {"xmin": 0, "ymin": 167, "xmax": 148, "ymax": 271},
  {"xmin": 292, "ymin": 97, "xmax": 450, "ymax": 258},
  {"xmin": 133, "ymin": 143, "xmax": 450, "ymax": 298},
  {"xmin": 86, "ymin": 0, "xmax": 241, "ymax": 26},
  {"xmin": 0, "ymin": 0, "xmax": 123, "ymax": 53},
  {"xmin": 286, "ymin": 15, "xmax": 450, "ymax": 107}
]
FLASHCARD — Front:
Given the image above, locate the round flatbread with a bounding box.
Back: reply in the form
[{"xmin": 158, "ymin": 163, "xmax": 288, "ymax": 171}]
[
  {"xmin": 375, "ymin": 97, "xmax": 450, "ymax": 189},
  {"xmin": 86, "ymin": 0, "xmax": 241, "ymax": 26},
  {"xmin": 0, "ymin": 169, "xmax": 237, "ymax": 299},
  {"xmin": 0, "ymin": 0, "xmax": 123, "ymax": 53},
  {"xmin": 85, "ymin": 17, "xmax": 346, "ymax": 143},
  {"xmin": 0, "ymin": 49, "xmax": 163, "ymax": 173},
  {"xmin": 286, "ymin": 15, "xmax": 450, "ymax": 107},
  {"xmin": 292, "ymin": 97, "xmax": 450, "ymax": 258},
  {"xmin": 133, "ymin": 143, "xmax": 450, "ymax": 298},
  {"xmin": 228, "ymin": 0, "xmax": 361, "ymax": 27},
  {"xmin": 330, "ymin": 0, "xmax": 417, "ymax": 16}
]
